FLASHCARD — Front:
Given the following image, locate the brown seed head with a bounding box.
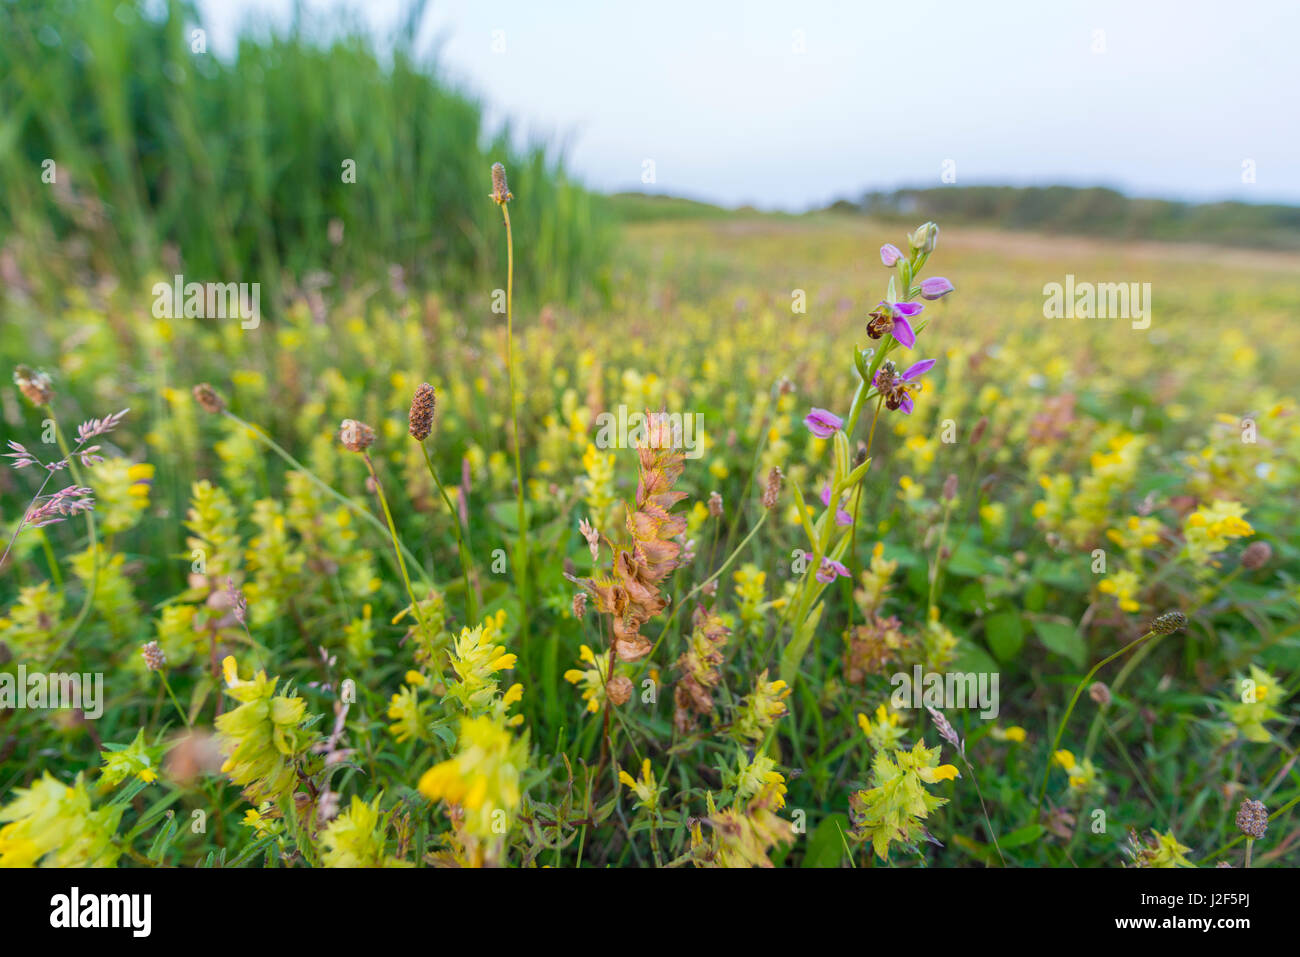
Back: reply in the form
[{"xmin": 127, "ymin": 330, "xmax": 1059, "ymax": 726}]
[
  {"xmin": 708, "ymin": 491, "xmax": 724, "ymax": 518},
  {"xmin": 13, "ymin": 365, "xmax": 54, "ymax": 406},
  {"xmin": 1088, "ymin": 681, "xmax": 1111, "ymax": 706},
  {"xmin": 192, "ymin": 383, "xmax": 226, "ymax": 414},
  {"xmin": 490, "ymin": 163, "xmax": 513, "ymax": 205},
  {"xmin": 1240, "ymin": 541, "xmax": 1272, "ymax": 570},
  {"xmin": 141, "ymin": 641, "xmax": 166, "ymax": 672},
  {"xmin": 606, "ymin": 675, "xmax": 633, "ymax": 707},
  {"xmin": 762, "ymin": 466, "xmax": 784, "ymax": 510},
  {"xmin": 970, "ymin": 416, "xmax": 988, "ymax": 446},
  {"xmin": 408, "ymin": 382, "xmax": 436, "ymax": 441},
  {"xmin": 572, "ymin": 592, "xmax": 587, "ymax": 618},
  {"xmin": 339, "ymin": 418, "xmax": 375, "ymax": 453},
  {"xmin": 942, "ymin": 473, "xmax": 959, "ymax": 502},
  {"xmin": 1150, "ymin": 610, "xmax": 1187, "ymax": 636},
  {"xmin": 1235, "ymin": 798, "xmax": 1268, "ymax": 840}
]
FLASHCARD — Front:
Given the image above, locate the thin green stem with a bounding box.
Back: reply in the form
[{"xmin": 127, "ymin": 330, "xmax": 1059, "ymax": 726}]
[
  {"xmin": 363, "ymin": 454, "xmax": 429, "ymax": 635},
  {"xmin": 159, "ymin": 671, "xmax": 191, "ymax": 728},
  {"xmin": 1036, "ymin": 628, "xmax": 1156, "ymax": 811},
  {"xmin": 222, "ymin": 410, "xmax": 430, "ymax": 587},
  {"xmin": 500, "ymin": 203, "xmax": 529, "ymax": 640},
  {"xmin": 420, "ymin": 441, "xmax": 477, "ymax": 622}
]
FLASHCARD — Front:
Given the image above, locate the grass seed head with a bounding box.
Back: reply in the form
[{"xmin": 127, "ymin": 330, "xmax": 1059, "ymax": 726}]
[
  {"xmin": 1150, "ymin": 610, "xmax": 1187, "ymax": 635},
  {"xmin": 1240, "ymin": 541, "xmax": 1272, "ymax": 570},
  {"xmin": 141, "ymin": 641, "xmax": 166, "ymax": 672},
  {"xmin": 1235, "ymin": 798, "xmax": 1268, "ymax": 839},
  {"xmin": 339, "ymin": 418, "xmax": 375, "ymax": 453},
  {"xmin": 13, "ymin": 365, "xmax": 54, "ymax": 406},
  {"xmin": 490, "ymin": 162, "xmax": 513, "ymax": 205},
  {"xmin": 408, "ymin": 382, "xmax": 436, "ymax": 441},
  {"xmin": 762, "ymin": 466, "xmax": 784, "ymax": 510},
  {"xmin": 192, "ymin": 382, "xmax": 226, "ymax": 414}
]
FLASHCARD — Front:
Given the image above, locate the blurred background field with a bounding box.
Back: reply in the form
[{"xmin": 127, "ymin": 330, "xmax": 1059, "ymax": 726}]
[{"xmin": 0, "ymin": 0, "xmax": 1297, "ymax": 868}]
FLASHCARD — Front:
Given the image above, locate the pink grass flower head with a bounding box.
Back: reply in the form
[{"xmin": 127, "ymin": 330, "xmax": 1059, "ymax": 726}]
[
  {"xmin": 873, "ymin": 358, "xmax": 935, "ymax": 415},
  {"xmin": 804, "ymin": 408, "xmax": 843, "ymax": 439},
  {"xmin": 879, "ymin": 244, "xmax": 903, "ymax": 267},
  {"xmin": 816, "ymin": 556, "xmax": 851, "ymax": 584},
  {"xmin": 919, "ymin": 277, "xmax": 955, "ymax": 300},
  {"xmin": 866, "ymin": 300, "xmax": 923, "ymax": 348},
  {"xmin": 820, "ymin": 485, "xmax": 853, "ymax": 526}
]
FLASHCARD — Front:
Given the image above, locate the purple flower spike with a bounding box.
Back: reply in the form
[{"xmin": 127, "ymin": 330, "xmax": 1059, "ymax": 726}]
[
  {"xmin": 816, "ymin": 556, "xmax": 851, "ymax": 584},
  {"xmin": 820, "ymin": 485, "xmax": 853, "ymax": 526},
  {"xmin": 804, "ymin": 408, "xmax": 843, "ymax": 439},
  {"xmin": 920, "ymin": 277, "xmax": 954, "ymax": 300},
  {"xmin": 880, "ymin": 244, "xmax": 903, "ymax": 267}
]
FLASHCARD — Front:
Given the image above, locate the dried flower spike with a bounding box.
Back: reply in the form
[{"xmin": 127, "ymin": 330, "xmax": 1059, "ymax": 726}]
[
  {"xmin": 578, "ymin": 517, "xmax": 600, "ymax": 562},
  {"xmin": 1088, "ymin": 681, "xmax": 1111, "ymax": 706},
  {"xmin": 572, "ymin": 592, "xmax": 587, "ymax": 618},
  {"xmin": 606, "ymin": 675, "xmax": 633, "ymax": 707},
  {"xmin": 142, "ymin": 641, "xmax": 166, "ymax": 672},
  {"xmin": 708, "ymin": 491, "xmax": 723, "ymax": 518},
  {"xmin": 1150, "ymin": 610, "xmax": 1187, "ymax": 635},
  {"xmin": 227, "ymin": 578, "xmax": 248, "ymax": 626},
  {"xmin": 1240, "ymin": 541, "xmax": 1272, "ymax": 570},
  {"xmin": 1235, "ymin": 798, "xmax": 1268, "ymax": 840},
  {"xmin": 339, "ymin": 418, "xmax": 375, "ymax": 453},
  {"xmin": 193, "ymin": 383, "xmax": 226, "ymax": 414},
  {"xmin": 13, "ymin": 365, "xmax": 54, "ymax": 406},
  {"xmin": 490, "ymin": 163, "xmax": 513, "ymax": 205},
  {"xmin": 408, "ymin": 382, "xmax": 436, "ymax": 441},
  {"xmin": 762, "ymin": 466, "xmax": 784, "ymax": 510}
]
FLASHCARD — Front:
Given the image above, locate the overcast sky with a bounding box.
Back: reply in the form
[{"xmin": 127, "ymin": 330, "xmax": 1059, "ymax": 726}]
[{"xmin": 197, "ymin": 0, "xmax": 1300, "ymax": 210}]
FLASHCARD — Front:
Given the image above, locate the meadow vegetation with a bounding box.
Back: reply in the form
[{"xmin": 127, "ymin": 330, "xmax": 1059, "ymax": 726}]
[
  {"xmin": 1, "ymin": 208, "xmax": 1296, "ymax": 867},
  {"xmin": 0, "ymin": 0, "xmax": 1296, "ymax": 870}
]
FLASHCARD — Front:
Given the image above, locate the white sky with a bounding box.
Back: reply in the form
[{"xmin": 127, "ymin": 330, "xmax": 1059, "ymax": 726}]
[{"xmin": 197, "ymin": 0, "xmax": 1300, "ymax": 210}]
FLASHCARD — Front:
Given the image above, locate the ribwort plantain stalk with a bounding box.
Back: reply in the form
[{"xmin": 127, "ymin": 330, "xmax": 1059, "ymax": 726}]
[
  {"xmin": 1035, "ymin": 625, "xmax": 1166, "ymax": 811},
  {"xmin": 494, "ymin": 169, "xmax": 531, "ymax": 644},
  {"xmin": 419, "ymin": 441, "xmax": 477, "ymax": 622},
  {"xmin": 362, "ymin": 453, "xmax": 430, "ymax": 635}
]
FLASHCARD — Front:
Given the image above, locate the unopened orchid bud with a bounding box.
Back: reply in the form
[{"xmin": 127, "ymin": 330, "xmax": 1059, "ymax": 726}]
[
  {"xmin": 920, "ymin": 276, "xmax": 954, "ymax": 300},
  {"xmin": 909, "ymin": 222, "xmax": 939, "ymax": 253},
  {"xmin": 879, "ymin": 243, "xmax": 903, "ymax": 267}
]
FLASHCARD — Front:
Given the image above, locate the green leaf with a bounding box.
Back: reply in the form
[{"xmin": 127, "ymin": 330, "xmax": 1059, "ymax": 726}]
[
  {"xmin": 779, "ymin": 600, "xmax": 824, "ymax": 687},
  {"xmin": 999, "ymin": 824, "xmax": 1046, "ymax": 848},
  {"xmin": 487, "ymin": 499, "xmax": 533, "ymax": 532},
  {"xmin": 984, "ymin": 611, "xmax": 1024, "ymax": 662},
  {"xmin": 1034, "ymin": 620, "xmax": 1086, "ymax": 668},
  {"xmin": 944, "ymin": 542, "xmax": 988, "ymax": 578},
  {"xmin": 802, "ymin": 812, "xmax": 851, "ymax": 868},
  {"xmin": 952, "ymin": 638, "xmax": 1000, "ymax": 675}
]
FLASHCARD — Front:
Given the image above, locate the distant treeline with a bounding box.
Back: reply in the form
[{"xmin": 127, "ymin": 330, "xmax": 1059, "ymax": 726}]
[
  {"xmin": 828, "ymin": 186, "xmax": 1300, "ymax": 250},
  {"xmin": 0, "ymin": 0, "xmax": 615, "ymax": 306}
]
